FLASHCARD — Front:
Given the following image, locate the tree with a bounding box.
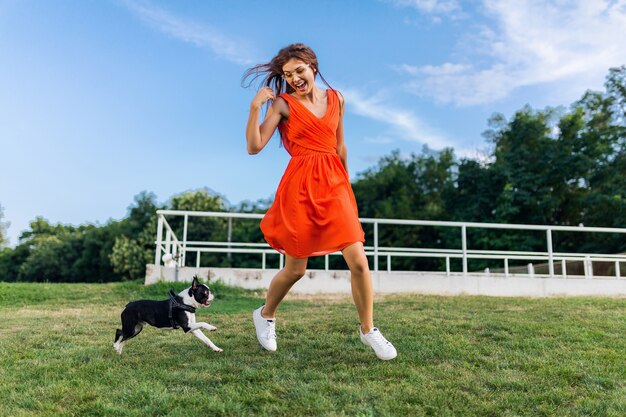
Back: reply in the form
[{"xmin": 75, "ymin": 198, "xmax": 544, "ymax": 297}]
[
  {"xmin": 110, "ymin": 235, "xmax": 153, "ymax": 281},
  {"xmin": 572, "ymin": 68, "xmax": 626, "ymax": 253},
  {"xmin": 109, "ymin": 192, "xmax": 162, "ymax": 280},
  {"xmin": 17, "ymin": 235, "xmax": 67, "ymax": 282},
  {"xmin": 0, "ymin": 204, "xmax": 9, "ymax": 248},
  {"xmin": 15, "ymin": 218, "xmax": 123, "ymax": 282},
  {"xmin": 0, "ymin": 244, "xmax": 29, "ymax": 282},
  {"xmin": 167, "ymin": 188, "xmax": 230, "ymax": 267},
  {"xmin": 352, "ymin": 148, "xmax": 456, "ymax": 271}
]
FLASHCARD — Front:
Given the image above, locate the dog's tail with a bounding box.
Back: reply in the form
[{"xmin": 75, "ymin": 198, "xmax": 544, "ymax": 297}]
[{"xmin": 114, "ymin": 328, "xmax": 122, "ymax": 343}]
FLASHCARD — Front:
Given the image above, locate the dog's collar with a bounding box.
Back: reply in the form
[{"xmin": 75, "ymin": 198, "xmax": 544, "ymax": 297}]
[{"xmin": 168, "ymin": 289, "xmax": 197, "ymax": 329}]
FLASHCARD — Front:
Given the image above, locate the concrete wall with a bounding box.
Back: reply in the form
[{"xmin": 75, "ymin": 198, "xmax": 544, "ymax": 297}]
[{"xmin": 145, "ymin": 264, "xmax": 626, "ymax": 297}]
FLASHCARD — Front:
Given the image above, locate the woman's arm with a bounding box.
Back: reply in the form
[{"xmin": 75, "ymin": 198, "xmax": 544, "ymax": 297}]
[
  {"xmin": 335, "ymin": 91, "xmax": 349, "ymax": 175},
  {"xmin": 246, "ymin": 87, "xmax": 288, "ymax": 155}
]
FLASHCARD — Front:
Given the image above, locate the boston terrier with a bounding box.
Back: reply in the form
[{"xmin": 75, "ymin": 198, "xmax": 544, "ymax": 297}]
[{"xmin": 113, "ymin": 276, "xmax": 222, "ymax": 354}]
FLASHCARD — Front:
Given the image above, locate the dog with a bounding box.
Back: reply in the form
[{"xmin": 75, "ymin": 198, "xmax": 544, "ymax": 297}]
[{"xmin": 113, "ymin": 276, "xmax": 222, "ymax": 354}]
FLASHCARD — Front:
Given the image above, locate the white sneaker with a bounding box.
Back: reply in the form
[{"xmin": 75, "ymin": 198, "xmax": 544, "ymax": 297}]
[
  {"xmin": 360, "ymin": 327, "xmax": 397, "ymax": 360},
  {"xmin": 253, "ymin": 305, "xmax": 277, "ymax": 352}
]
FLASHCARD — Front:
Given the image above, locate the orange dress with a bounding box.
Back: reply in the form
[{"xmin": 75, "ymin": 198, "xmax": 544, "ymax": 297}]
[{"xmin": 260, "ymin": 89, "xmax": 365, "ymax": 258}]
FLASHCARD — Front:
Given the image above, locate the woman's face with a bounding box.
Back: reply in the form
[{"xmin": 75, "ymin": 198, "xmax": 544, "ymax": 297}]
[{"xmin": 282, "ymin": 58, "xmax": 316, "ymax": 96}]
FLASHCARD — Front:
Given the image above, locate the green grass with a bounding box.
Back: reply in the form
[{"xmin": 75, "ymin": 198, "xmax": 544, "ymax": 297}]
[{"xmin": 1, "ymin": 281, "xmax": 625, "ymax": 416}]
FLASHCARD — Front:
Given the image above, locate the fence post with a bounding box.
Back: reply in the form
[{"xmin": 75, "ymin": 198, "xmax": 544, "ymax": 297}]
[
  {"xmin": 528, "ymin": 263, "xmax": 535, "ymax": 277},
  {"xmin": 227, "ymin": 217, "xmax": 232, "ymax": 261},
  {"xmin": 155, "ymin": 215, "xmax": 164, "ymax": 266},
  {"xmin": 182, "ymin": 214, "xmax": 189, "ymax": 267},
  {"xmin": 462, "ymin": 225, "xmax": 468, "ymax": 274},
  {"xmin": 165, "ymin": 230, "xmax": 172, "ymax": 260},
  {"xmin": 561, "ymin": 259, "xmax": 567, "ymax": 279},
  {"xmin": 446, "ymin": 256, "xmax": 450, "ymax": 276},
  {"xmin": 374, "ymin": 222, "xmax": 379, "ymax": 272},
  {"xmin": 547, "ymin": 228, "xmax": 554, "ymax": 277},
  {"xmin": 325, "ymin": 254, "xmax": 329, "ymax": 271},
  {"xmin": 583, "ymin": 256, "xmax": 593, "ymax": 278},
  {"xmin": 504, "ymin": 258, "xmax": 509, "ymax": 278},
  {"xmin": 262, "ymin": 252, "xmax": 266, "ymax": 270},
  {"xmin": 616, "ymin": 261, "xmax": 621, "ymax": 279}
]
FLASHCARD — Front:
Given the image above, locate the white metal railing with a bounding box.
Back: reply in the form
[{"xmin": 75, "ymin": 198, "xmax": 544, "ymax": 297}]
[{"xmin": 154, "ymin": 210, "xmax": 626, "ymax": 279}]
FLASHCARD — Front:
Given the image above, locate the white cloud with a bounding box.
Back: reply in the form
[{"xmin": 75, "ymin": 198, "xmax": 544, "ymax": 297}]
[
  {"xmin": 363, "ymin": 135, "xmax": 396, "ymax": 144},
  {"xmin": 403, "ymin": 0, "xmax": 626, "ymax": 106},
  {"xmin": 121, "ymin": 0, "xmax": 257, "ymax": 65},
  {"xmin": 386, "ymin": 0, "xmax": 463, "ymax": 16},
  {"xmin": 396, "ymin": 63, "xmax": 470, "ymax": 76},
  {"xmin": 342, "ymin": 88, "xmax": 455, "ymax": 150}
]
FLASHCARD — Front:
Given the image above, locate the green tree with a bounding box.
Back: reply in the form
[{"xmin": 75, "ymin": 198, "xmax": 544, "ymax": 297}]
[
  {"xmin": 109, "ymin": 192, "xmax": 162, "ymax": 280},
  {"xmin": 110, "ymin": 235, "xmax": 152, "ymax": 280},
  {"xmin": 15, "ymin": 218, "xmax": 124, "ymax": 282},
  {"xmin": 0, "ymin": 203, "xmax": 9, "ymax": 248},
  {"xmin": 454, "ymin": 67, "xmax": 626, "ymax": 262},
  {"xmin": 0, "ymin": 244, "xmax": 30, "ymax": 282},
  {"xmin": 67, "ymin": 224, "xmax": 124, "ymax": 282},
  {"xmin": 352, "ymin": 148, "xmax": 456, "ymax": 271},
  {"xmin": 572, "ymin": 68, "xmax": 626, "ymax": 252},
  {"xmin": 17, "ymin": 235, "xmax": 67, "ymax": 282},
  {"xmin": 167, "ymin": 188, "xmax": 230, "ymax": 267}
]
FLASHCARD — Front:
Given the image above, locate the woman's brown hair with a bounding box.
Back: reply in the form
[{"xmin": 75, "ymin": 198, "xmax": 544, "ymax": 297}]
[{"xmin": 241, "ymin": 43, "xmax": 334, "ymax": 97}]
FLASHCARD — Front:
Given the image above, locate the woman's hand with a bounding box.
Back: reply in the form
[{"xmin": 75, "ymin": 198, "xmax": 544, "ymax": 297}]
[{"xmin": 251, "ymin": 87, "xmax": 275, "ymax": 109}]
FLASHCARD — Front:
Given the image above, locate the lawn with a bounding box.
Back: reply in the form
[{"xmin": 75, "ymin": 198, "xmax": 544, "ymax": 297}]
[{"xmin": 1, "ymin": 280, "xmax": 625, "ymax": 416}]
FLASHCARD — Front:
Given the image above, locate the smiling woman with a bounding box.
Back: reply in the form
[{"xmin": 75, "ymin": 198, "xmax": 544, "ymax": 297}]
[
  {"xmin": 242, "ymin": 44, "xmax": 334, "ymax": 99},
  {"xmin": 242, "ymin": 43, "xmax": 397, "ymax": 361}
]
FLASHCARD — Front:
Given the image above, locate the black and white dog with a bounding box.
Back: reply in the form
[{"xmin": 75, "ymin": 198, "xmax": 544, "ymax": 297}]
[{"xmin": 113, "ymin": 276, "xmax": 222, "ymax": 354}]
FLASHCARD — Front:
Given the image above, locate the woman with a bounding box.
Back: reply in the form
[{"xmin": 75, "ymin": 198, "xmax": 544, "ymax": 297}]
[{"xmin": 243, "ymin": 43, "xmax": 396, "ymax": 360}]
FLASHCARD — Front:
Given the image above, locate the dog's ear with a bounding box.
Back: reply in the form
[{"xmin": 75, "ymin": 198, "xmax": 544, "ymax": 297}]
[{"xmin": 192, "ymin": 275, "xmax": 199, "ymax": 290}]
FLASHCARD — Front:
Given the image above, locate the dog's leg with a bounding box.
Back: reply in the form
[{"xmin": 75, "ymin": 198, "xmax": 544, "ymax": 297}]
[
  {"xmin": 191, "ymin": 329, "xmax": 223, "ymax": 352},
  {"xmin": 113, "ymin": 328, "xmax": 125, "ymax": 353},
  {"xmin": 113, "ymin": 328, "xmax": 122, "ymax": 350},
  {"xmin": 115, "ymin": 322, "xmax": 143, "ymax": 355},
  {"xmin": 188, "ymin": 322, "xmax": 217, "ymax": 332},
  {"xmin": 114, "ymin": 328, "xmax": 122, "ymax": 343},
  {"xmin": 114, "ymin": 340, "xmax": 126, "ymax": 354}
]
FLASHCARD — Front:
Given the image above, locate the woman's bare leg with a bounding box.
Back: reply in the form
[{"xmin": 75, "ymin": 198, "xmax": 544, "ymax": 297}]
[
  {"xmin": 342, "ymin": 242, "xmax": 374, "ymax": 333},
  {"xmin": 262, "ymin": 254, "xmax": 308, "ymax": 318}
]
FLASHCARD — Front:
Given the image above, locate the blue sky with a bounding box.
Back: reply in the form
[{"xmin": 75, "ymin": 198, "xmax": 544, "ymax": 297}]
[{"xmin": 2, "ymin": 0, "xmax": 626, "ymax": 246}]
